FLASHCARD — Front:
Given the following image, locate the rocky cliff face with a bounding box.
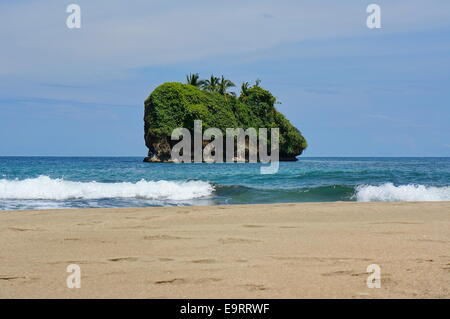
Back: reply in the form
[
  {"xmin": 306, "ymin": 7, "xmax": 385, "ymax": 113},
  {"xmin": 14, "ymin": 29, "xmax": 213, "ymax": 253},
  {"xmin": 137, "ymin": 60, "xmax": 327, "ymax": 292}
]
[{"xmin": 144, "ymin": 82, "xmax": 307, "ymax": 162}]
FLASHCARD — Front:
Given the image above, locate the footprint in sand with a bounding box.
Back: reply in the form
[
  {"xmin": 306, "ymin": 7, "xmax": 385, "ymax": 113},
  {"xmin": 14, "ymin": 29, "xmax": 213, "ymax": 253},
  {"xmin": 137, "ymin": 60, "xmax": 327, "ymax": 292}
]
[
  {"xmin": 8, "ymin": 227, "xmax": 39, "ymax": 232},
  {"xmin": 191, "ymin": 259, "xmax": 216, "ymax": 264},
  {"xmin": 240, "ymin": 284, "xmax": 268, "ymax": 291},
  {"xmin": 321, "ymin": 270, "xmax": 394, "ymax": 284},
  {"xmin": 109, "ymin": 257, "xmax": 138, "ymax": 262},
  {"xmin": 154, "ymin": 278, "xmax": 186, "ymax": 285},
  {"xmin": 321, "ymin": 270, "xmax": 355, "ymax": 277},
  {"xmin": 47, "ymin": 260, "xmax": 106, "ymax": 265},
  {"xmin": 0, "ymin": 275, "xmax": 25, "ymax": 281}
]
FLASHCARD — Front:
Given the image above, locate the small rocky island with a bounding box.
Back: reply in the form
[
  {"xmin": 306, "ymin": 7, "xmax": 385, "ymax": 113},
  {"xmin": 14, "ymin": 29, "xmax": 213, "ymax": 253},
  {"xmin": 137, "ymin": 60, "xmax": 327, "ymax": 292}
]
[{"xmin": 144, "ymin": 74, "xmax": 307, "ymax": 162}]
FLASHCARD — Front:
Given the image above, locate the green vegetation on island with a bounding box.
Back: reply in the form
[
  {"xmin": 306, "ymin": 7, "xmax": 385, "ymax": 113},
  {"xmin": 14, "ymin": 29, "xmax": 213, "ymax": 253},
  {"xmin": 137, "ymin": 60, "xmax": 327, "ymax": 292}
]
[{"xmin": 144, "ymin": 74, "xmax": 307, "ymax": 162}]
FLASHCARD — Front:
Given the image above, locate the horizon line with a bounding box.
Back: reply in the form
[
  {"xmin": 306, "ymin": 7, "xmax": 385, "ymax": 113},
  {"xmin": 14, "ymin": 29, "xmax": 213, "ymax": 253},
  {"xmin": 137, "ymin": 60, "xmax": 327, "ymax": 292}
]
[{"xmin": 0, "ymin": 156, "xmax": 449, "ymax": 159}]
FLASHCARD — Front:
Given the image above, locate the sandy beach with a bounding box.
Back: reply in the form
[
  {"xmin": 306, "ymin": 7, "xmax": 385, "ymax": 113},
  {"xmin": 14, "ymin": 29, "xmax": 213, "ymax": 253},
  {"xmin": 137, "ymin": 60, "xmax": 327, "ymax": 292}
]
[{"xmin": 0, "ymin": 202, "xmax": 449, "ymax": 299}]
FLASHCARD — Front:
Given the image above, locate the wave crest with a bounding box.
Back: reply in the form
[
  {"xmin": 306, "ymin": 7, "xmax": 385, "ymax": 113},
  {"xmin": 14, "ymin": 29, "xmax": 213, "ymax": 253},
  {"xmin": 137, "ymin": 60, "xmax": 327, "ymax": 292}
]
[
  {"xmin": 0, "ymin": 176, "xmax": 214, "ymax": 201},
  {"xmin": 355, "ymin": 183, "xmax": 450, "ymax": 202}
]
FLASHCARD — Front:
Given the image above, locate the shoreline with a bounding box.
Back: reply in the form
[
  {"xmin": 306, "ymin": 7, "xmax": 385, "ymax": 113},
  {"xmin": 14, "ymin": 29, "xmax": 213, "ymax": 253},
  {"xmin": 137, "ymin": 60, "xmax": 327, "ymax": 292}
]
[{"xmin": 1, "ymin": 201, "xmax": 449, "ymax": 298}]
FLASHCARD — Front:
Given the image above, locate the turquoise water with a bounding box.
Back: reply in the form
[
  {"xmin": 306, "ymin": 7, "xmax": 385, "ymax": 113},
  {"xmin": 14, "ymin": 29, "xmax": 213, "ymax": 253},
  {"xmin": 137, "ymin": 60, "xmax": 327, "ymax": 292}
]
[{"xmin": 0, "ymin": 157, "xmax": 449, "ymax": 210}]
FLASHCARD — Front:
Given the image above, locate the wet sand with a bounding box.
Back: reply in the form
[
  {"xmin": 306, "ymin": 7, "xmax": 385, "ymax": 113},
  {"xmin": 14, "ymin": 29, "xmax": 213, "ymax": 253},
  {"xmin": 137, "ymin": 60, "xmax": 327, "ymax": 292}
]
[{"xmin": 0, "ymin": 202, "xmax": 449, "ymax": 298}]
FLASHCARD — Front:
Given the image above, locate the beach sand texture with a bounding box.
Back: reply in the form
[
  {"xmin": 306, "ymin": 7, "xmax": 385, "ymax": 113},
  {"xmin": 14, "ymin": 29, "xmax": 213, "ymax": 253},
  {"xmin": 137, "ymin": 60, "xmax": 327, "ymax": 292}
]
[{"xmin": 0, "ymin": 202, "xmax": 449, "ymax": 298}]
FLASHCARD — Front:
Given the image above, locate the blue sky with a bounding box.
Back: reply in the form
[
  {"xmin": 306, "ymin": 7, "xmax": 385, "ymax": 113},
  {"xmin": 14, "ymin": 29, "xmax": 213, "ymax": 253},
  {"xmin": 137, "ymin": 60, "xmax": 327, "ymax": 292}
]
[{"xmin": 0, "ymin": 0, "xmax": 449, "ymax": 156}]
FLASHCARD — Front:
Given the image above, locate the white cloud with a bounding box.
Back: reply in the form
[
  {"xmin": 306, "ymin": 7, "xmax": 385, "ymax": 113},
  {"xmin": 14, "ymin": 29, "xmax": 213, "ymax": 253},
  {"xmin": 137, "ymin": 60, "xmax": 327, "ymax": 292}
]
[{"xmin": 1, "ymin": 0, "xmax": 450, "ymax": 78}]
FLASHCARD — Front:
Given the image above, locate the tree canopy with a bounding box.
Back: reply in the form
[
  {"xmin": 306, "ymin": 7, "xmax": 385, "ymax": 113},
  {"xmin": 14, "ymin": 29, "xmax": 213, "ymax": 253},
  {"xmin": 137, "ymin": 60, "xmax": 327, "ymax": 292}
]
[{"xmin": 145, "ymin": 80, "xmax": 307, "ymax": 160}]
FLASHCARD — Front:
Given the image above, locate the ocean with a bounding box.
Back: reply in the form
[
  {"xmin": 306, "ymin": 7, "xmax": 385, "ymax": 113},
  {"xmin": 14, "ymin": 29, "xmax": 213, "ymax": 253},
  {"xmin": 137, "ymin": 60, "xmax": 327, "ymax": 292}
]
[{"xmin": 0, "ymin": 157, "xmax": 449, "ymax": 210}]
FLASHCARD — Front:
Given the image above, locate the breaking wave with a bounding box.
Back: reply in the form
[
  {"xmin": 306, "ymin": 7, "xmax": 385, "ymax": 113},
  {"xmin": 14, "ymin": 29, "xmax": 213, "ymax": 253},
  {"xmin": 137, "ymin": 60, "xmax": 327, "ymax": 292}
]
[
  {"xmin": 0, "ymin": 176, "xmax": 214, "ymax": 201},
  {"xmin": 355, "ymin": 183, "xmax": 450, "ymax": 202}
]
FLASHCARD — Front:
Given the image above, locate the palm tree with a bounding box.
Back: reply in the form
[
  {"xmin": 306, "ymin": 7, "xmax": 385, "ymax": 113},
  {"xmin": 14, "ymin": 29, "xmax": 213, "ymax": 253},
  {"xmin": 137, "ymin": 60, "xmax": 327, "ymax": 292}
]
[
  {"xmin": 240, "ymin": 81, "xmax": 250, "ymax": 97},
  {"xmin": 202, "ymin": 75, "xmax": 220, "ymax": 92},
  {"xmin": 186, "ymin": 73, "xmax": 204, "ymax": 88},
  {"xmin": 254, "ymin": 79, "xmax": 261, "ymax": 87},
  {"xmin": 217, "ymin": 75, "xmax": 236, "ymax": 96}
]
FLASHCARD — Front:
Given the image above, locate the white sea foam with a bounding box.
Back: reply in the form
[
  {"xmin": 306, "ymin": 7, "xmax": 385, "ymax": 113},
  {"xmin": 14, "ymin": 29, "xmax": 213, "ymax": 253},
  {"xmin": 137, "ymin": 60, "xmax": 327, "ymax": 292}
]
[
  {"xmin": 0, "ymin": 176, "xmax": 214, "ymax": 200},
  {"xmin": 355, "ymin": 183, "xmax": 450, "ymax": 202}
]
